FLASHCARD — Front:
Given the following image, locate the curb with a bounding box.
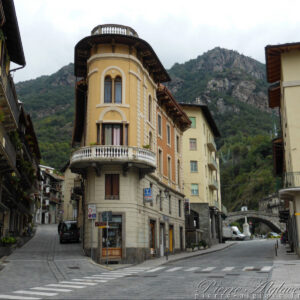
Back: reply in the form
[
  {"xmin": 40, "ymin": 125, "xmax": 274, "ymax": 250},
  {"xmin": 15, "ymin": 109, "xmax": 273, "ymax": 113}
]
[{"xmin": 161, "ymin": 242, "xmax": 236, "ymax": 266}]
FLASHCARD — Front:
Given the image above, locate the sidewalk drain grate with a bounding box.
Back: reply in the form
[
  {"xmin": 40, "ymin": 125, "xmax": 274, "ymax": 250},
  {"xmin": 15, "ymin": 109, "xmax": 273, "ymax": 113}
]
[{"xmin": 68, "ymin": 266, "xmax": 80, "ymax": 269}]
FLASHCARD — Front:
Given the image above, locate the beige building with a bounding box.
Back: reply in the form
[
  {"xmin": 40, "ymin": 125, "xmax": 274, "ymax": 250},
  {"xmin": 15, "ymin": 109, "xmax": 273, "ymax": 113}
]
[
  {"xmin": 180, "ymin": 102, "xmax": 222, "ymax": 246},
  {"xmin": 70, "ymin": 24, "xmax": 190, "ymax": 263},
  {"xmin": 266, "ymin": 42, "xmax": 300, "ymax": 256}
]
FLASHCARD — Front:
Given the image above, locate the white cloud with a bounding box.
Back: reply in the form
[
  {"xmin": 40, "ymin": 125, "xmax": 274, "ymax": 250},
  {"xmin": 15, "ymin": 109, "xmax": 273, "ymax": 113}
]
[{"xmin": 13, "ymin": 0, "xmax": 300, "ymax": 82}]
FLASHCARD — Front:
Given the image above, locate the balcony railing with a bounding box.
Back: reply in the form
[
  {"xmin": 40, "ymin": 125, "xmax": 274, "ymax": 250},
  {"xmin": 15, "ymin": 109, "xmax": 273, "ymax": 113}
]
[
  {"xmin": 92, "ymin": 24, "xmax": 139, "ymax": 37},
  {"xmin": 208, "ymin": 178, "xmax": 219, "ymax": 190},
  {"xmin": 70, "ymin": 145, "xmax": 156, "ymax": 169},
  {"xmin": 0, "ymin": 72, "xmax": 20, "ymax": 130},
  {"xmin": 207, "ymin": 139, "xmax": 217, "ymax": 152},
  {"xmin": 0, "ymin": 126, "xmax": 16, "ymax": 172},
  {"xmin": 283, "ymin": 172, "xmax": 300, "ymax": 189},
  {"xmin": 208, "ymin": 156, "xmax": 218, "ymax": 171}
]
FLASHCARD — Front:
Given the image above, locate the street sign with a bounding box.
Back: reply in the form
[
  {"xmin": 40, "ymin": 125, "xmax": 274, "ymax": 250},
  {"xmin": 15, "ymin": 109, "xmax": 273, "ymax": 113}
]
[
  {"xmin": 102, "ymin": 211, "xmax": 112, "ymax": 222},
  {"xmin": 143, "ymin": 188, "xmax": 152, "ymax": 202},
  {"xmin": 88, "ymin": 204, "xmax": 96, "ymax": 219},
  {"xmin": 95, "ymin": 221, "xmax": 106, "ymax": 227}
]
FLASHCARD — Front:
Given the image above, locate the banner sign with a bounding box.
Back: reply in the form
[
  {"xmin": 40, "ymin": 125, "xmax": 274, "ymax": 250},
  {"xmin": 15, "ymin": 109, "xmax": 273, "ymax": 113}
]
[{"xmin": 144, "ymin": 188, "xmax": 152, "ymax": 202}]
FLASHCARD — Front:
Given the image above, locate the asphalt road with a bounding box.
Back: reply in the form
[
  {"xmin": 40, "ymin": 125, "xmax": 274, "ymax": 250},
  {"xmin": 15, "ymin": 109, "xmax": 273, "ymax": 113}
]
[{"xmin": 0, "ymin": 225, "xmax": 277, "ymax": 299}]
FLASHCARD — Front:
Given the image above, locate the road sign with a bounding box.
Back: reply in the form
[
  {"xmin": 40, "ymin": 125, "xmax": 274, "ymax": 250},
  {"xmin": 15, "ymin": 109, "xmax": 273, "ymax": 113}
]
[
  {"xmin": 102, "ymin": 211, "xmax": 112, "ymax": 222},
  {"xmin": 88, "ymin": 204, "xmax": 97, "ymax": 219},
  {"xmin": 143, "ymin": 188, "xmax": 152, "ymax": 202}
]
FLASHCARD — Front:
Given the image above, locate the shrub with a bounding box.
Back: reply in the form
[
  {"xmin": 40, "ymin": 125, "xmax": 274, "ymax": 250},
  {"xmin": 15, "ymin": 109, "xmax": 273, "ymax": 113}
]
[{"xmin": 1, "ymin": 237, "xmax": 17, "ymax": 245}]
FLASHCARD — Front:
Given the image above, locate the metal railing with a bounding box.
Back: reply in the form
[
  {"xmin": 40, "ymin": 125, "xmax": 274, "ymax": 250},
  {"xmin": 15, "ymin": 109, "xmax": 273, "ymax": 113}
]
[
  {"xmin": 91, "ymin": 24, "xmax": 139, "ymax": 37},
  {"xmin": 283, "ymin": 172, "xmax": 300, "ymax": 188},
  {"xmin": 71, "ymin": 145, "xmax": 156, "ymax": 168},
  {"xmin": 0, "ymin": 72, "xmax": 20, "ymax": 127},
  {"xmin": 0, "ymin": 126, "xmax": 16, "ymax": 170}
]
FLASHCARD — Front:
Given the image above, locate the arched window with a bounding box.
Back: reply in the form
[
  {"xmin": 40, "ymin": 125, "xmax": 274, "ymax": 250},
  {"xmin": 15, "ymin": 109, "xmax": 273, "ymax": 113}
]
[
  {"xmin": 114, "ymin": 76, "xmax": 122, "ymax": 104},
  {"xmin": 104, "ymin": 76, "xmax": 112, "ymax": 103},
  {"xmin": 148, "ymin": 95, "xmax": 152, "ymax": 122}
]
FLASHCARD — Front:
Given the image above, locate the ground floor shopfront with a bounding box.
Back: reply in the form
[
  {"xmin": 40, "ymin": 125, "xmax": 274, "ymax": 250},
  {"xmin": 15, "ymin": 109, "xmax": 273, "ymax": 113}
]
[{"xmin": 80, "ymin": 165, "xmax": 186, "ymax": 264}]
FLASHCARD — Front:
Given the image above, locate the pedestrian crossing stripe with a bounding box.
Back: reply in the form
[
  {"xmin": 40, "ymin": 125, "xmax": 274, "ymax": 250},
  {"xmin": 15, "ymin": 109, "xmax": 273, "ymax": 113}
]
[
  {"xmin": 166, "ymin": 267, "xmax": 183, "ymax": 272},
  {"xmin": 31, "ymin": 287, "xmax": 72, "ymax": 292},
  {"xmin": 59, "ymin": 281, "xmax": 97, "ymax": 286},
  {"xmin": 0, "ymin": 296, "xmax": 41, "ymax": 300},
  {"xmin": 46, "ymin": 284, "xmax": 86, "ymax": 289},
  {"xmin": 146, "ymin": 266, "xmax": 166, "ymax": 272},
  {"xmin": 222, "ymin": 267, "xmax": 235, "ymax": 271},
  {"xmin": 14, "ymin": 290, "xmax": 58, "ymax": 297}
]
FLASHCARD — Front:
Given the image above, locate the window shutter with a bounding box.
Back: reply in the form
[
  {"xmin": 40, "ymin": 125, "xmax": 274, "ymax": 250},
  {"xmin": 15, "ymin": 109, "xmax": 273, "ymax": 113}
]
[
  {"xmin": 105, "ymin": 174, "xmax": 112, "ymax": 198},
  {"xmin": 112, "ymin": 174, "xmax": 119, "ymax": 199}
]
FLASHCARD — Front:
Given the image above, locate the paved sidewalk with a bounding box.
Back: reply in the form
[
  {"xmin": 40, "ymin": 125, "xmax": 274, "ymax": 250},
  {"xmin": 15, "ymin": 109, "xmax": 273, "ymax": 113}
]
[{"xmin": 105, "ymin": 241, "xmax": 236, "ymax": 270}]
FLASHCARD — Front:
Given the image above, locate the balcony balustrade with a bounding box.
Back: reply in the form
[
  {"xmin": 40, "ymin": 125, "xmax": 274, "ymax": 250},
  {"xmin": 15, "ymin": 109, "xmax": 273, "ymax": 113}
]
[
  {"xmin": 0, "ymin": 72, "xmax": 20, "ymax": 131},
  {"xmin": 207, "ymin": 139, "xmax": 217, "ymax": 152},
  {"xmin": 208, "ymin": 156, "xmax": 218, "ymax": 171},
  {"xmin": 208, "ymin": 178, "xmax": 219, "ymax": 190},
  {"xmin": 283, "ymin": 172, "xmax": 300, "ymax": 189},
  {"xmin": 0, "ymin": 126, "xmax": 16, "ymax": 173},
  {"xmin": 92, "ymin": 24, "xmax": 138, "ymax": 37},
  {"xmin": 70, "ymin": 145, "xmax": 156, "ymax": 170}
]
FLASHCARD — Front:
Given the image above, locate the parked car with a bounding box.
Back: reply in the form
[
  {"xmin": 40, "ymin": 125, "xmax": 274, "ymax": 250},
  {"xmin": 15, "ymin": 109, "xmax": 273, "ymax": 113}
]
[
  {"xmin": 267, "ymin": 232, "xmax": 280, "ymax": 239},
  {"xmin": 59, "ymin": 221, "xmax": 80, "ymax": 243}
]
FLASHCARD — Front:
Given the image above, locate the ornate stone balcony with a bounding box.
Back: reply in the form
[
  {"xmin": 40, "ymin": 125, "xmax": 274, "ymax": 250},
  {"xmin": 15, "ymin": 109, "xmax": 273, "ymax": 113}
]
[
  {"xmin": 91, "ymin": 24, "xmax": 139, "ymax": 37},
  {"xmin": 70, "ymin": 145, "xmax": 156, "ymax": 171}
]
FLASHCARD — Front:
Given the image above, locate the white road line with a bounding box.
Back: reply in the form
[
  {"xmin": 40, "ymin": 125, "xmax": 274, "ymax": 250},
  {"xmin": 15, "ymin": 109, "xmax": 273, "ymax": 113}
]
[
  {"xmin": 0, "ymin": 295, "xmax": 41, "ymax": 300},
  {"xmin": 14, "ymin": 291, "xmax": 57, "ymax": 297},
  {"xmin": 59, "ymin": 281, "xmax": 97, "ymax": 286},
  {"xmin": 243, "ymin": 266, "xmax": 254, "ymax": 271},
  {"xmin": 85, "ymin": 276, "xmax": 116, "ymax": 280},
  {"xmin": 31, "ymin": 287, "xmax": 72, "ymax": 292},
  {"xmin": 184, "ymin": 267, "xmax": 200, "ymax": 272},
  {"xmin": 101, "ymin": 273, "xmax": 127, "ymax": 277},
  {"xmin": 260, "ymin": 266, "xmax": 273, "ymax": 272},
  {"xmin": 46, "ymin": 284, "xmax": 85, "ymax": 289},
  {"xmin": 201, "ymin": 267, "xmax": 216, "ymax": 272},
  {"xmin": 72, "ymin": 279, "xmax": 107, "ymax": 283},
  {"xmin": 165, "ymin": 267, "xmax": 183, "ymax": 272},
  {"xmin": 146, "ymin": 267, "xmax": 166, "ymax": 273},
  {"xmin": 222, "ymin": 267, "xmax": 235, "ymax": 271}
]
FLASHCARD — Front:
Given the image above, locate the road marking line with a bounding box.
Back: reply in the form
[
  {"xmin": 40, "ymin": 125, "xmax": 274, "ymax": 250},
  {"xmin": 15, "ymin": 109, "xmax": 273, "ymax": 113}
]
[
  {"xmin": 101, "ymin": 273, "xmax": 127, "ymax": 276},
  {"xmin": 31, "ymin": 287, "xmax": 71, "ymax": 292},
  {"xmin": 222, "ymin": 267, "xmax": 235, "ymax": 271},
  {"xmin": 85, "ymin": 276, "xmax": 116, "ymax": 280},
  {"xmin": 14, "ymin": 291, "xmax": 57, "ymax": 297},
  {"xmin": 165, "ymin": 267, "xmax": 183, "ymax": 272},
  {"xmin": 46, "ymin": 284, "xmax": 85, "ymax": 289},
  {"xmin": 73, "ymin": 279, "xmax": 108, "ymax": 283},
  {"xmin": 0, "ymin": 295, "xmax": 41, "ymax": 300},
  {"xmin": 146, "ymin": 267, "xmax": 166, "ymax": 273},
  {"xmin": 59, "ymin": 281, "xmax": 97, "ymax": 286},
  {"xmin": 201, "ymin": 267, "xmax": 216, "ymax": 272},
  {"xmin": 185, "ymin": 267, "xmax": 200, "ymax": 272},
  {"xmin": 243, "ymin": 266, "xmax": 254, "ymax": 271},
  {"xmin": 260, "ymin": 266, "xmax": 273, "ymax": 272}
]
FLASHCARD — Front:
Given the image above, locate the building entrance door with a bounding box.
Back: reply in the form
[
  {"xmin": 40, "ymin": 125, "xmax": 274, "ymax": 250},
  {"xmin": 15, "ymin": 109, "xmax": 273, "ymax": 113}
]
[
  {"xmin": 102, "ymin": 215, "xmax": 122, "ymax": 259},
  {"xmin": 149, "ymin": 220, "xmax": 156, "ymax": 254},
  {"xmin": 169, "ymin": 225, "xmax": 173, "ymax": 252},
  {"xmin": 160, "ymin": 223, "xmax": 164, "ymax": 257}
]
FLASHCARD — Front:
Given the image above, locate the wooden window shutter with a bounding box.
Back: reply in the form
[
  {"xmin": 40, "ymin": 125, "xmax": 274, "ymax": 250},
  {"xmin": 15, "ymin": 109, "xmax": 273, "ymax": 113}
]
[
  {"xmin": 112, "ymin": 174, "xmax": 119, "ymax": 199},
  {"xmin": 105, "ymin": 174, "xmax": 112, "ymax": 199}
]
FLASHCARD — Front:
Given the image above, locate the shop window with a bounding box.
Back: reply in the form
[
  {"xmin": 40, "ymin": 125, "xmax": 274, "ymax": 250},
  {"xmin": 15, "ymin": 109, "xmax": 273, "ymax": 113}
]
[
  {"xmin": 102, "ymin": 215, "xmax": 122, "ymax": 249},
  {"xmin": 105, "ymin": 174, "xmax": 120, "ymax": 200},
  {"xmin": 149, "ymin": 220, "xmax": 156, "ymax": 249}
]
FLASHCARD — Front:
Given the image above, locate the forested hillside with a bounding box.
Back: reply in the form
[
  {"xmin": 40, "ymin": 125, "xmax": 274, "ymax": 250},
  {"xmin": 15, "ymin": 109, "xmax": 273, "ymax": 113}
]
[{"xmin": 15, "ymin": 48, "xmax": 278, "ymax": 211}]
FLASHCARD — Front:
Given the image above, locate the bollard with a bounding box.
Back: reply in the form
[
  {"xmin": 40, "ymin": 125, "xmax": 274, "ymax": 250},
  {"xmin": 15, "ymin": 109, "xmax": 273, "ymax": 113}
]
[
  {"xmin": 276, "ymin": 239, "xmax": 279, "ymax": 249},
  {"xmin": 275, "ymin": 243, "xmax": 277, "ymax": 256}
]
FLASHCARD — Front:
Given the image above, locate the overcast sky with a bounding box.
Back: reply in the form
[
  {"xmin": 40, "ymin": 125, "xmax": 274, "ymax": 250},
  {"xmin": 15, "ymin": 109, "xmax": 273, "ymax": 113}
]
[{"xmin": 12, "ymin": 0, "xmax": 300, "ymax": 83}]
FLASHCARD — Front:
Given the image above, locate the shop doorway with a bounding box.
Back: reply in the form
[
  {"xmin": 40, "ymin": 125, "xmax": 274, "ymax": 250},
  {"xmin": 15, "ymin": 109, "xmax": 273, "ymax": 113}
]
[
  {"xmin": 149, "ymin": 220, "xmax": 156, "ymax": 254},
  {"xmin": 102, "ymin": 215, "xmax": 122, "ymax": 259},
  {"xmin": 160, "ymin": 223, "xmax": 164, "ymax": 257},
  {"xmin": 169, "ymin": 225, "xmax": 174, "ymax": 252}
]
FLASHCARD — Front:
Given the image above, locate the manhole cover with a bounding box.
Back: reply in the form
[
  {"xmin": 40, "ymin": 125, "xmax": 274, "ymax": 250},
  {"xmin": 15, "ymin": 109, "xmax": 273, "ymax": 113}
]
[{"xmin": 68, "ymin": 266, "xmax": 80, "ymax": 269}]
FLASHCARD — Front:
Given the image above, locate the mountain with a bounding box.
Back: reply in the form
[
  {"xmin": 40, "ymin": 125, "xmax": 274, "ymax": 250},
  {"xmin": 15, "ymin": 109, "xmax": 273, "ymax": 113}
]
[{"xmin": 15, "ymin": 48, "xmax": 278, "ymax": 211}]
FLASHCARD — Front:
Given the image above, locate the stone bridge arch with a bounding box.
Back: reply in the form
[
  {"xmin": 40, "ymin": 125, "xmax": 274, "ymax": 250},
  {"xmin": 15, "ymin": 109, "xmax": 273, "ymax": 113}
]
[{"xmin": 224, "ymin": 210, "xmax": 284, "ymax": 233}]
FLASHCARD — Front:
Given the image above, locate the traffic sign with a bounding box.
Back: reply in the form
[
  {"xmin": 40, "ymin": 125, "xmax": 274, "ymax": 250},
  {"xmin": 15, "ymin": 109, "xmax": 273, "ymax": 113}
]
[{"xmin": 88, "ymin": 204, "xmax": 97, "ymax": 219}]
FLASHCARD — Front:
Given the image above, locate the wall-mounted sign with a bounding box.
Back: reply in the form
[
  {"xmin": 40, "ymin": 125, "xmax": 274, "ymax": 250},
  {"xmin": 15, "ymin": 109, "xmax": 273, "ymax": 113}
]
[
  {"xmin": 144, "ymin": 188, "xmax": 152, "ymax": 202},
  {"xmin": 88, "ymin": 204, "xmax": 96, "ymax": 219}
]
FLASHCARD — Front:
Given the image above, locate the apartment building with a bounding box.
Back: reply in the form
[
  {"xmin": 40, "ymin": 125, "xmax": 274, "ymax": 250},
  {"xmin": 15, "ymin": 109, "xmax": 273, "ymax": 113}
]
[
  {"xmin": 70, "ymin": 24, "xmax": 191, "ymax": 263},
  {"xmin": 266, "ymin": 42, "xmax": 300, "ymax": 255},
  {"xmin": 0, "ymin": 0, "xmax": 40, "ymax": 239},
  {"xmin": 180, "ymin": 102, "xmax": 223, "ymax": 246}
]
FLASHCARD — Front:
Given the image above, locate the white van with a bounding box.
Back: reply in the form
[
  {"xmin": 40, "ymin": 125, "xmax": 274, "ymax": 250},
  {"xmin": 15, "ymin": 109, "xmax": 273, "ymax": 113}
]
[{"xmin": 222, "ymin": 226, "xmax": 246, "ymax": 242}]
